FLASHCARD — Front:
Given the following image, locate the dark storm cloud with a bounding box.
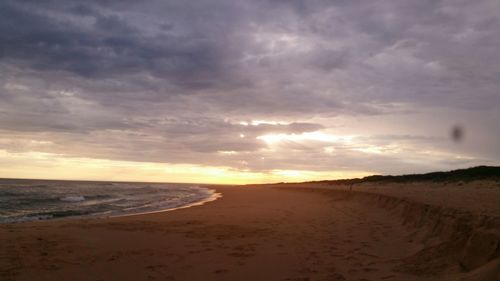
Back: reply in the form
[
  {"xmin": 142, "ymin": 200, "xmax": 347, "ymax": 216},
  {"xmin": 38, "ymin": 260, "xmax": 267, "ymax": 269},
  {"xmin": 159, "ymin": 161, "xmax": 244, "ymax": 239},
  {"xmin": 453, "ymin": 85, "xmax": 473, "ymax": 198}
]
[
  {"xmin": 1, "ymin": 0, "xmax": 499, "ymax": 175},
  {"xmin": 0, "ymin": 1, "xmax": 240, "ymax": 88}
]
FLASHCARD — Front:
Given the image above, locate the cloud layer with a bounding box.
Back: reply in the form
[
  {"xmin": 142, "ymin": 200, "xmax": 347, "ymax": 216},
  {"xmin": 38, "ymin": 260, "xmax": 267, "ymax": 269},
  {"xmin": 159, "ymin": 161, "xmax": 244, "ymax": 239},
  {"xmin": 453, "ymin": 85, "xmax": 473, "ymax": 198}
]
[{"xmin": 1, "ymin": 0, "xmax": 499, "ymax": 181}]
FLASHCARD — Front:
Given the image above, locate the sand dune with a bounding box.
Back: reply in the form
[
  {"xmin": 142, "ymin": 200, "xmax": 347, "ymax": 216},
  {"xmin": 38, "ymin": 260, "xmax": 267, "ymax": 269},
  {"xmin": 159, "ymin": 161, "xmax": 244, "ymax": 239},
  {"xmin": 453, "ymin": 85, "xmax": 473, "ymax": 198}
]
[{"xmin": 1, "ymin": 182, "xmax": 499, "ymax": 281}]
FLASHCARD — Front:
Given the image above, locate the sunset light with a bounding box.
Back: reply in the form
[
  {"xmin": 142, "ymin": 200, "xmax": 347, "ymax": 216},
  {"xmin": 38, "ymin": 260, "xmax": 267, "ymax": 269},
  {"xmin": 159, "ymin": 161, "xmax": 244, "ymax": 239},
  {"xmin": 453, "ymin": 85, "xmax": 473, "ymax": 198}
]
[
  {"xmin": 0, "ymin": 149, "xmax": 367, "ymax": 184},
  {"xmin": 257, "ymin": 131, "xmax": 353, "ymax": 145}
]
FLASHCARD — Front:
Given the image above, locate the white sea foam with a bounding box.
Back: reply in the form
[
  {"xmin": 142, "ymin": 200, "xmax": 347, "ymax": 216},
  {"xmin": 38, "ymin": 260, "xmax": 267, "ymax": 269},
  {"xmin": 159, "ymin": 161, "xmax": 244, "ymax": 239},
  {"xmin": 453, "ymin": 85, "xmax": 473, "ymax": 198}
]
[
  {"xmin": 60, "ymin": 196, "xmax": 85, "ymax": 202},
  {"xmin": 1, "ymin": 215, "xmax": 53, "ymax": 223},
  {"xmin": 0, "ymin": 180, "xmax": 219, "ymax": 223}
]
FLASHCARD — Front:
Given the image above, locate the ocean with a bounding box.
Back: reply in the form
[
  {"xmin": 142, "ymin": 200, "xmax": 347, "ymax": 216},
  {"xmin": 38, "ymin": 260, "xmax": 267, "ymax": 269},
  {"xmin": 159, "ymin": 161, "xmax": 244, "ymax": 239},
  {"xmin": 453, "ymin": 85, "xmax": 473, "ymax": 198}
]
[{"xmin": 0, "ymin": 179, "xmax": 219, "ymax": 223}]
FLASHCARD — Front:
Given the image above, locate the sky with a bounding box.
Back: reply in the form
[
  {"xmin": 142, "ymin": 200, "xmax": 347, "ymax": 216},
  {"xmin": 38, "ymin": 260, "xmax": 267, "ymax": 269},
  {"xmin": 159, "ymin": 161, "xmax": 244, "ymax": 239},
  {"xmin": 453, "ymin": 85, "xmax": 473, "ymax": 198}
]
[{"xmin": 0, "ymin": 0, "xmax": 499, "ymax": 184}]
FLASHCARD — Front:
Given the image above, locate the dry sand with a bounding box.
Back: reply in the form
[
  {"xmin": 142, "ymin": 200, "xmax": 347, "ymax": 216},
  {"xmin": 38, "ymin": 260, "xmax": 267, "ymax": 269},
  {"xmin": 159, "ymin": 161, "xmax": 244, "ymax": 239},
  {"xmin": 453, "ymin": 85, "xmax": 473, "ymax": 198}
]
[{"xmin": 1, "ymin": 183, "xmax": 499, "ymax": 281}]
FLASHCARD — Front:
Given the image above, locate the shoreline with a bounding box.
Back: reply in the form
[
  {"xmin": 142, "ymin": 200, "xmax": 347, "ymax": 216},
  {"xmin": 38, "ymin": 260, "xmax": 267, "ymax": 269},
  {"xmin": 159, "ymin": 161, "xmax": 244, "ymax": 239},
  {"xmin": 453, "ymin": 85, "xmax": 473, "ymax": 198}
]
[
  {"xmin": 1, "ymin": 182, "xmax": 498, "ymax": 281},
  {"xmin": 110, "ymin": 188, "xmax": 222, "ymax": 220}
]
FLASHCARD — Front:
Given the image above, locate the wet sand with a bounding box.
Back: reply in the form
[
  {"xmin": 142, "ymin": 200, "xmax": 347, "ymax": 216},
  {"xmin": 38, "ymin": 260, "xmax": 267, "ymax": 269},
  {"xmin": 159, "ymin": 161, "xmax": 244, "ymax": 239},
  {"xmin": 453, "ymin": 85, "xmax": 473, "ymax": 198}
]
[{"xmin": 1, "ymin": 184, "xmax": 498, "ymax": 281}]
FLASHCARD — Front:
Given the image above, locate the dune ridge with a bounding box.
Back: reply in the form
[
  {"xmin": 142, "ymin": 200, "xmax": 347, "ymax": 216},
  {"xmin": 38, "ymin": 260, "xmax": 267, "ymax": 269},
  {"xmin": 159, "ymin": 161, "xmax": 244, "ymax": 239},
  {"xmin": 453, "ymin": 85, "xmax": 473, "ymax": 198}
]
[
  {"xmin": 334, "ymin": 188, "xmax": 499, "ymax": 272},
  {"xmin": 301, "ymin": 179, "xmax": 500, "ymax": 280}
]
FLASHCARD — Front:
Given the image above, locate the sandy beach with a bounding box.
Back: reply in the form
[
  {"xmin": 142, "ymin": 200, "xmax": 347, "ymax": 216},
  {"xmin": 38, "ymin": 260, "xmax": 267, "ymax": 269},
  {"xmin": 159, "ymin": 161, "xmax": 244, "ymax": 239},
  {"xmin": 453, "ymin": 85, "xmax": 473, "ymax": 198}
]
[{"xmin": 1, "ymin": 182, "xmax": 499, "ymax": 281}]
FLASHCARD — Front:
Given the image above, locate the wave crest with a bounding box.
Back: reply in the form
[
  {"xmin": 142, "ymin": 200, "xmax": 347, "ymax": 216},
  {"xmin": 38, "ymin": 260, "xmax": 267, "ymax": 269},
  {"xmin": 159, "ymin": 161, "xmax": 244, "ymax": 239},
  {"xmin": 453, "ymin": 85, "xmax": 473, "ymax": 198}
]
[{"xmin": 60, "ymin": 196, "xmax": 85, "ymax": 202}]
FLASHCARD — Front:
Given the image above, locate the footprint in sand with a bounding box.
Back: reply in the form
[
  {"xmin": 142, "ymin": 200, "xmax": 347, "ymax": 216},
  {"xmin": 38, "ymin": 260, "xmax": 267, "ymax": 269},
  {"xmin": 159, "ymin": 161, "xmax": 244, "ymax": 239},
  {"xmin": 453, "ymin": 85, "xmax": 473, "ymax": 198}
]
[
  {"xmin": 362, "ymin": 267, "xmax": 378, "ymax": 272},
  {"xmin": 359, "ymin": 252, "xmax": 379, "ymax": 258},
  {"xmin": 298, "ymin": 267, "xmax": 318, "ymax": 274},
  {"xmin": 344, "ymin": 255, "xmax": 359, "ymax": 262},
  {"xmin": 284, "ymin": 277, "xmax": 310, "ymax": 281},
  {"xmin": 107, "ymin": 254, "xmax": 121, "ymax": 261},
  {"xmin": 351, "ymin": 247, "xmax": 362, "ymax": 253},
  {"xmin": 328, "ymin": 272, "xmax": 346, "ymax": 280},
  {"xmin": 214, "ymin": 269, "xmax": 228, "ymax": 274},
  {"xmin": 228, "ymin": 244, "xmax": 256, "ymax": 257}
]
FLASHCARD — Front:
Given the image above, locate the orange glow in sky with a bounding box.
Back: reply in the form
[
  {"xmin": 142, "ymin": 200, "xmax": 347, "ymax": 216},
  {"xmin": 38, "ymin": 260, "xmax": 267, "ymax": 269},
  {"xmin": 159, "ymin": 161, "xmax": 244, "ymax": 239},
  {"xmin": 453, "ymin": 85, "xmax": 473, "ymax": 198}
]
[{"xmin": 0, "ymin": 149, "xmax": 371, "ymax": 184}]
